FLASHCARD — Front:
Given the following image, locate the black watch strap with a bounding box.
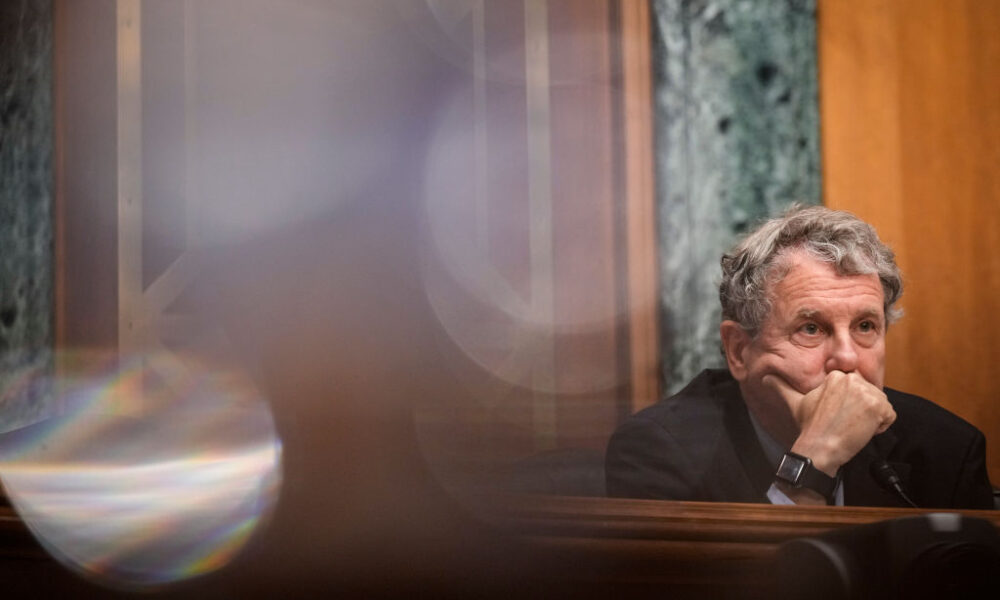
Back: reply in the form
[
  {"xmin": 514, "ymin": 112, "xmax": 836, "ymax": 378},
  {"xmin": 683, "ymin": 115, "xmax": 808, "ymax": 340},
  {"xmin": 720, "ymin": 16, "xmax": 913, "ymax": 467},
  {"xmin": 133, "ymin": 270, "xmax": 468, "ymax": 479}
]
[{"xmin": 775, "ymin": 451, "xmax": 839, "ymax": 502}]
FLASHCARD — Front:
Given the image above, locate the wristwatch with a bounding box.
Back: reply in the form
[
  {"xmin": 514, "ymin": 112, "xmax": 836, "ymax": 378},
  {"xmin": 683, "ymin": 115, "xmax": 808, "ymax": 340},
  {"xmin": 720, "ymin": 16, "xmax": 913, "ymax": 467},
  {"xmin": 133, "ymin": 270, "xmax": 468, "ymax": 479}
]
[{"xmin": 775, "ymin": 451, "xmax": 839, "ymax": 502}]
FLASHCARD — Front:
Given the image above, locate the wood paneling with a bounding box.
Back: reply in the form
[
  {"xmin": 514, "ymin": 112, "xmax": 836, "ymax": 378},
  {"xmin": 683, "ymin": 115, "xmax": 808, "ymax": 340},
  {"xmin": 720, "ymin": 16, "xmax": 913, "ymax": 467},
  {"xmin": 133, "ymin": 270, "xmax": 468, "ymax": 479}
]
[
  {"xmin": 620, "ymin": 0, "xmax": 659, "ymax": 414},
  {"xmin": 53, "ymin": 0, "xmax": 119, "ymax": 354},
  {"xmin": 410, "ymin": 0, "xmax": 657, "ymax": 458},
  {"xmin": 549, "ymin": 0, "xmax": 619, "ymax": 446},
  {"xmin": 820, "ymin": 0, "xmax": 1000, "ymax": 483},
  {"xmin": 54, "ymin": 1, "xmax": 656, "ymax": 483}
]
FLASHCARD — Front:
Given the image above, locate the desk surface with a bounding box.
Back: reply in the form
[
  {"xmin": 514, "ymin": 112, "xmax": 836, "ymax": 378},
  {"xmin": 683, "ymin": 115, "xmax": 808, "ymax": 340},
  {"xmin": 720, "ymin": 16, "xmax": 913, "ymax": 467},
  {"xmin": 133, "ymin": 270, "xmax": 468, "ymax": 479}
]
[
  {"xmin": 475, "ymin": 494, "xmax": 1000, "ymax": 597},
  {"xmin": 481, "ymin": 492, "xmax": 1000, "ymax": 542},
  {"xmin": 1, "ymin": 492, "xmax": 997, "ymax": 597}
]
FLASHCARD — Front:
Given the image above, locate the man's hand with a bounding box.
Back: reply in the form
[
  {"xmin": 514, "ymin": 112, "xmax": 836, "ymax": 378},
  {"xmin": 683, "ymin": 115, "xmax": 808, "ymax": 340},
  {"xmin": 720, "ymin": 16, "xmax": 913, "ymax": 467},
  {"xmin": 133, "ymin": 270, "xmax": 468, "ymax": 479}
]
[{"xmin": 764, "ymin": 371, "xmax": 896, "ymax": 477}]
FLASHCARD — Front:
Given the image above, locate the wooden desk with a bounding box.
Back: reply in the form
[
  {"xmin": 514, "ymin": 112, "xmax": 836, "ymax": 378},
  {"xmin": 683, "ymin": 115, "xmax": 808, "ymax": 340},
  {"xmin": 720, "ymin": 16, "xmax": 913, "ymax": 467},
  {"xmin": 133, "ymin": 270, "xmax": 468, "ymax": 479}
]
[
  {"xmin": 1, "ymin": 492, "xmax": 996, "ymax": 597},
  {"xmin": 475, "ymin": 494, "xmax": 1000, "ymax": 598}
]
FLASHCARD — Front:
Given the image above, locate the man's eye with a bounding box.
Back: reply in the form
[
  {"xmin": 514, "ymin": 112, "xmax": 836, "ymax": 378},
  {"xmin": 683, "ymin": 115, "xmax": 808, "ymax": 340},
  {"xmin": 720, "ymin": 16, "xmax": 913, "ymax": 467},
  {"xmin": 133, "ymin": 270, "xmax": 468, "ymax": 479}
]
[
  {"xmin": 858, "ymin": 320, "xmax": 875, "ymax": 333},
  {"xmin": 800, "ymin": 323, "xmax": 820, "ymax": 335}
]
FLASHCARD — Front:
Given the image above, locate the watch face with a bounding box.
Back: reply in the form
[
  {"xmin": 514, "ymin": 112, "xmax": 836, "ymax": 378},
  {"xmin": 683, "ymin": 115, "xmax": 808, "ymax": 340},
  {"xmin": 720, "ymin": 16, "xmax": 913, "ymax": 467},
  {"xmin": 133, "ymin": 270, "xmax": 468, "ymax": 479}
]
[{"xmin": 776, "ymin": 454, "xmax": 807, "ymax": 484}]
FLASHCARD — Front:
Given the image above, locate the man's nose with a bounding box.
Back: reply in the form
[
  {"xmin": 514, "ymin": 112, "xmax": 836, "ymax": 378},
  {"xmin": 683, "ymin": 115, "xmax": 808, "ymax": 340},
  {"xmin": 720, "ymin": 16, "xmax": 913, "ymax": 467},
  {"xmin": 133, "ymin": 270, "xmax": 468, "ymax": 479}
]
[{"xmin": 825, "ymin": 329, "xmax": 860, "ymax": 373}]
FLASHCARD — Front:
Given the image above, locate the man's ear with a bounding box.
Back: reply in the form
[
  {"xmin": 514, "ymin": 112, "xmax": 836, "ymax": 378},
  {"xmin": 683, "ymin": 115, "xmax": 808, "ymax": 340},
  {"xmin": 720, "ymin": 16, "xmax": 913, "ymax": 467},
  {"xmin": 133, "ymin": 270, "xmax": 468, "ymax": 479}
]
[{"xmin": 720, "ymin": 320, "xmax": 751, "ymax": 380}]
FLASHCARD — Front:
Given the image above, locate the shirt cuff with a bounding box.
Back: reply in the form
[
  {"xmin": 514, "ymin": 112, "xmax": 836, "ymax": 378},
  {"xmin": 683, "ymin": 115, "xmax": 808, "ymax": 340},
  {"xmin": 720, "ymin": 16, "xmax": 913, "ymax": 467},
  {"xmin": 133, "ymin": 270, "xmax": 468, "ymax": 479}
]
[
  {"xmin": 767, "ymin": 482, "xmax": 795, "ymax": 505},
  {"xmin": 766, "ymin": 481, "xmax": 845, "ymax": 506}
]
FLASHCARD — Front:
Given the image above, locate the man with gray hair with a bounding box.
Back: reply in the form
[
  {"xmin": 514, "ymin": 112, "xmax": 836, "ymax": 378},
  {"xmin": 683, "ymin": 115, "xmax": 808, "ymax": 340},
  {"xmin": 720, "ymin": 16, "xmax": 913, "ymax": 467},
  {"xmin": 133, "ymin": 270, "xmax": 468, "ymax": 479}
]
[{"xmin": 606, "ymin": 206, "xmax": 993, "ymax": 507}]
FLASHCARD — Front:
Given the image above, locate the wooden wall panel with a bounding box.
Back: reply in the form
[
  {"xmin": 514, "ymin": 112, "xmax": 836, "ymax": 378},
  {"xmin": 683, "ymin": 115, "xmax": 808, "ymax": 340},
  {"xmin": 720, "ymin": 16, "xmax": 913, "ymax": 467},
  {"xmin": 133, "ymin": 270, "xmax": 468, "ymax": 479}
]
[
  {"xmin": 549, "ymin": 0, "xmax": 619, "ymax": 447},
  {"xmin": 54, "ymin": 0, "xmax": 119, "ymax": 354},
  {"xmin": 820, "ymin": 0, "xmax": 1000, "ymax": 483},
  {"xmin": 620, "ymin": 0, "xmax": 658, "ymax": 414},
  {"xmin": 53, "ymin": 1, "xmax": 657, "ymax": 490}
]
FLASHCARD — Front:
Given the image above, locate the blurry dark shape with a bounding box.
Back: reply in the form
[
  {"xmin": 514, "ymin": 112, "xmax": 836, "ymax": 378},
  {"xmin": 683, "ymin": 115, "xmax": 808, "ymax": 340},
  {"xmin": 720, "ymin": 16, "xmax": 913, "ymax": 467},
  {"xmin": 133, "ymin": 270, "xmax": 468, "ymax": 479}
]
[
  {"xmin": 774, "ymin": 514, "xmax": 1000, "ymax": 599},
  {"xmin": 505, "ymin": 448, "xmax": 606, "ymax": 497},
  {"xmin": 755, "ymin": 61, "xmax": 779, "ymax": 87}
]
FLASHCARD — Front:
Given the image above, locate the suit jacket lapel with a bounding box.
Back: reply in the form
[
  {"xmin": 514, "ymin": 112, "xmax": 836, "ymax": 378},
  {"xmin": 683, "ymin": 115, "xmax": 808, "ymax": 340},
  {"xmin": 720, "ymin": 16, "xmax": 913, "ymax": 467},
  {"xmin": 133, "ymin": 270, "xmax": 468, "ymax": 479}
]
[{"xmin": 723, "ymin": 389, "xmax": 774, "ymax": 503}]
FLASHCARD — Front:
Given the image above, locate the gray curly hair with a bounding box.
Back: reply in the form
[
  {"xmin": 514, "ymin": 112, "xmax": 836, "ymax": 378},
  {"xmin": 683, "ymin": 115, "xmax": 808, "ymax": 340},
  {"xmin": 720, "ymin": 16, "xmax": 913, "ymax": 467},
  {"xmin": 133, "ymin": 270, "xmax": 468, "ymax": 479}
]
[{"xmin": 719, "ymin": 205, "xmax": 902, "ymax": 336}]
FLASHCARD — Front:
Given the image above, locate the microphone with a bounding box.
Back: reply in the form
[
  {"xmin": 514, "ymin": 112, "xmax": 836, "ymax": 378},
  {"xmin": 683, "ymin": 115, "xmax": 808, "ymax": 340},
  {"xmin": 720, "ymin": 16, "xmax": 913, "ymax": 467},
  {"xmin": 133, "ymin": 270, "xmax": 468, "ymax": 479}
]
[{"xmin": 866, "ymin": 445, "xmax": 918, "ymax": 508}]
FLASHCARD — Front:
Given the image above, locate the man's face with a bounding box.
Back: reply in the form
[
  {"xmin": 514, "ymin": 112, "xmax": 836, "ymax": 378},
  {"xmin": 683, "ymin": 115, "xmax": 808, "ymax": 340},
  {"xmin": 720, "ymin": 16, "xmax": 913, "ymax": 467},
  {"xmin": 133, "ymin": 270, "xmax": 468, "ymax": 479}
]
[{"xmin": 723, "ymin": 250, "xmax": 886, "ymax": 424}]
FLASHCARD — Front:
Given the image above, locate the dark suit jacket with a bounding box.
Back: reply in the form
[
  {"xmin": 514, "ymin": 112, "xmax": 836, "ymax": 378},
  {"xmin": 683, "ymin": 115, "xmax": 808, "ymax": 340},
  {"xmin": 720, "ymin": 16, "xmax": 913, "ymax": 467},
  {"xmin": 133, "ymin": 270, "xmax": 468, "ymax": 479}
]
[{"xmin": 606, "ymin": 369, "xmax": 994, "ymax": 509}]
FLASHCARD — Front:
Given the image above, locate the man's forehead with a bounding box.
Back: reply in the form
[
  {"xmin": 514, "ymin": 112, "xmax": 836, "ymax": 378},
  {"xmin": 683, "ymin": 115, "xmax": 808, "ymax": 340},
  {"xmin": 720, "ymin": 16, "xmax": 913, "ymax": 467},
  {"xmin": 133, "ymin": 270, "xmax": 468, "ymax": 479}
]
[
  {"xmin": 773, "ymin": 252, "xmax": 882, "ymax": 290},
  {"xmin": 769, "ymin": 253, "xmax": 885, "ymax": 312},
  {"xmin": 792, "ymin": 306, "xmax": 884, "ymax": 320}
]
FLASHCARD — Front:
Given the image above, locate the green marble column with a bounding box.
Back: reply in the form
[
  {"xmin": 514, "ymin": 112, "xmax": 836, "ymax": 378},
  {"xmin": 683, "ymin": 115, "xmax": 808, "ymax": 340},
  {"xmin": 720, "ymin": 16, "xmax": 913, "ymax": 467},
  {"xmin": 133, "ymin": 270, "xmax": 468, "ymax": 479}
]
[
  {"xmin": 652, "ymin": 0, "xmax": 821, "ymax": 394},
  {"xmin": 0, "ymin": 0, "xmax": 54, "ymax": 430}
]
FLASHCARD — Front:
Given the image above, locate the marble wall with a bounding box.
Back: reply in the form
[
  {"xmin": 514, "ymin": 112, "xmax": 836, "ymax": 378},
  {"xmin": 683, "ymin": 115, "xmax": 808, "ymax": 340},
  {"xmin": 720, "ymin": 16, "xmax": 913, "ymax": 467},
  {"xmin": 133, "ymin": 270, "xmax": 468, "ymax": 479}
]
[
  {"xmin": 0, "ymin": 0, "xmax": 54, "ymax": 430},
  {"xmin": 652, "ymin": 0, "xmax": 821, "ymax": 394}
]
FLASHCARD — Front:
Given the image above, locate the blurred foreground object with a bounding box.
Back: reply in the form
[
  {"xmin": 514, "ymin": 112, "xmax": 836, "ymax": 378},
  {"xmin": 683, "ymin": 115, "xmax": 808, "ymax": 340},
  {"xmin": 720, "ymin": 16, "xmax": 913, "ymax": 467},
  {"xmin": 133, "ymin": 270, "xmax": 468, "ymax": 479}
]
[{"xmin": 775, "ymin": 513, "xmax": 1000, "ymax": 599}]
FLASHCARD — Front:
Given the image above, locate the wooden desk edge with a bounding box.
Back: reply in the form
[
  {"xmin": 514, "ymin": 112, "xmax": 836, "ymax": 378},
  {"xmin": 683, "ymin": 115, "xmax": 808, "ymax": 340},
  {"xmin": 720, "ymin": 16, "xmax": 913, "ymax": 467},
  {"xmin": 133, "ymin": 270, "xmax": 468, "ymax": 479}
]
[{"xmin": 473, "ymin": 493, "xmax": 1000, "ymax": 544}]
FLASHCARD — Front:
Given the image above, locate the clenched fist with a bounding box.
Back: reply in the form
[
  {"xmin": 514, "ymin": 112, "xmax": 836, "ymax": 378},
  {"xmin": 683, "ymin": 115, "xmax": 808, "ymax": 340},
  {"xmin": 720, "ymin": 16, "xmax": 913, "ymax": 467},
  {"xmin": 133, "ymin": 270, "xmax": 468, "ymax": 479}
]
[{"xmin": 764, "ymin": 370, "xmax": 896, "ymax": 477}]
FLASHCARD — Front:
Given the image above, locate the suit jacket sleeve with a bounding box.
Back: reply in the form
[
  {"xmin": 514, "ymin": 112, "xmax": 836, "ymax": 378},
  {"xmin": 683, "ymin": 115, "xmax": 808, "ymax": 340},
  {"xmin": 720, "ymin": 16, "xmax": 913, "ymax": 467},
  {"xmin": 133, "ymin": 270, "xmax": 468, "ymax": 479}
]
[
  {"xmin": 952, "ymin": 429, "xmax": 995, "ymax": 509},
  {"xmin": 605, "ymin": 416, "xmax": 698, "ymax": 500}
]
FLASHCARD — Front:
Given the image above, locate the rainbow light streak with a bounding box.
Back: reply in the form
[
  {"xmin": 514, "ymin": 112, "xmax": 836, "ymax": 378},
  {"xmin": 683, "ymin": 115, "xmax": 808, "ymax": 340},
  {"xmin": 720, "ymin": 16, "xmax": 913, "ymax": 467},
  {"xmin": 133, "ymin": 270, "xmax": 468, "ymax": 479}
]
[{"xmin": 0, "ymin": 352, "xmax": 284, "ymax": 591}]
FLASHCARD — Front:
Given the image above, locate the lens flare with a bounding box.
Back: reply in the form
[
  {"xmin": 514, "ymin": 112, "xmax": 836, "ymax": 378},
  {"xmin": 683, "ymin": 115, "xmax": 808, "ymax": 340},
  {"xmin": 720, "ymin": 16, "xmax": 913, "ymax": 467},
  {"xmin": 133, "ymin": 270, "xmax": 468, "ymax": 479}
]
[
  {"xmin": 419, "ymin": 85, "xmax": 627, "ymax": 395},
  {"xmin": 0, "ymin": 351, "xmax": 282, "ymax": 591}
]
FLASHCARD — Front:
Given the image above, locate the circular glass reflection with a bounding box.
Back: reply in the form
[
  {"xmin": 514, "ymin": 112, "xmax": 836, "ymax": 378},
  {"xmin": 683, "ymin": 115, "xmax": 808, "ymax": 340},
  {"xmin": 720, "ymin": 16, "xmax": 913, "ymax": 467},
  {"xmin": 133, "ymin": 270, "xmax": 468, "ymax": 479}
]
[{"xmin": 0, "ymin": 351, "xmax": 282, "ymax": 591}]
